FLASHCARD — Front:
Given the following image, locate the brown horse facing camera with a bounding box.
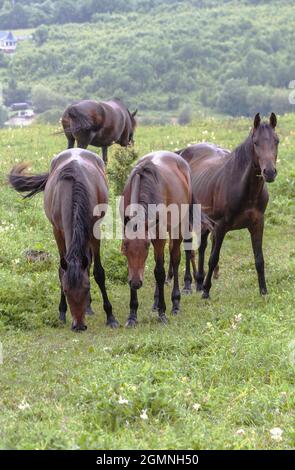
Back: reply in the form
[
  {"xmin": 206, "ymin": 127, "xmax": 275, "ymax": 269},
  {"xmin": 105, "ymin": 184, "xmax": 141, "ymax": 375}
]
[
  {"xmin": 176, "ymin": 113, "xmax": 279, "ymax": 299},
  {"xmin": 121, "ymin": 151, "xmax": 211, "ymax": 327},
  {"xmin": 61, "ymin": 98, "xmax": 137, "ymax": 164},
  {"xmin": 9, "ymin": 149, "xmax": 119, "ymax": 332}
]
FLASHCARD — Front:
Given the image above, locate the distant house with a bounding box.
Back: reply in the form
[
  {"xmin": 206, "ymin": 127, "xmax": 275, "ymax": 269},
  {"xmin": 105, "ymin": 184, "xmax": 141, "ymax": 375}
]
[{"xmin": 0, "ymin": 31, "xmax": 17, "ymax": 53}]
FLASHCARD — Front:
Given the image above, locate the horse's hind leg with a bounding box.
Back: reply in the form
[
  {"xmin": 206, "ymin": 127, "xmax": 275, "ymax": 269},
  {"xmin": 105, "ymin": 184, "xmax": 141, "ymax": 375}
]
[
  {"xmin": 58, "ymin": 266, "xmax": 67, "ymax": 323},
  {"xmin": 92, "ymin": 241, "xmax": 119, "ymax": 328},
  {"xmin": 54, "ymin": 228, "xmax": 67, "ymax": 322},
  {"xmin": 170, "ymin": 238, "xmax": 182, "ymax": 315},
  {"xmin": 86, "ymin": 250, "xmax": 95, "ymax": 316},
  {"xmin": 196, "ymin": 230, "xmax": 209, "ymax": 291},
  {"xmin": 183, "ymin": 238, "xmax": 193, "ymax": 294},
  {"xmin": 165, "ymin": 239, "xmax": 174, "ymax": 284},
  {"xmin": 249, "ymin": 218, "xmax": 267, "ymax": 295}
]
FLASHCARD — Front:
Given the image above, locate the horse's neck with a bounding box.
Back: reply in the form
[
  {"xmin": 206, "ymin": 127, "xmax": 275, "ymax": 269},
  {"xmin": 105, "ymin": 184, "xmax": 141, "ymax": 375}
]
[{"xmin": 230, "ymin": 138, "xmax": 264, "ymax": 203}]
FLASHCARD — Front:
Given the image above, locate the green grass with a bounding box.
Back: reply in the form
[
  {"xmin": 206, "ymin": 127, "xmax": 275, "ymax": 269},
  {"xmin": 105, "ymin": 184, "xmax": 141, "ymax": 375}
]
[{"xmin": 0, "ymin": 115, "xmax": 294, "ymax": 449}]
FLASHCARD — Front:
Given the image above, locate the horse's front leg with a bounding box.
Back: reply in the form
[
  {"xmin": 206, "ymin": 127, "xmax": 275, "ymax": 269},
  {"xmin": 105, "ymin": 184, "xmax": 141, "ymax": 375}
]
[
  {"xmin": 126, "ymin": 287, "xmax": 139, "ymax": 328},
  {"xmin": 170, "ymin": 238, "xmax": 182, "ymax": 315},
  {"xmin": 153, "ymin": 239, "xmax": 167, "ymax": 324},
  {"xmin": 196, "ymin": 230, "xmax": 209, "ymax": 291},
  {"xmin": 202, "ymin": 226, "xmax": 226, "ymax": 299},
  {"xmin": 92, "ymin": 242, "xmax": 119, "ymax": 328},
  {"xmin": 249, "ymin": 217, "xmax": 267, "ymax": 295}
]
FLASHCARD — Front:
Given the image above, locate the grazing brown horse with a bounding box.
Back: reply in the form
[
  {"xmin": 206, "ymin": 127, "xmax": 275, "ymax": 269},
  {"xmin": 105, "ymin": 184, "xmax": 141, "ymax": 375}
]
[
  {"xmin": 177, "ymin": 113, "xmax": 279, "ymax": 298},
  {"xmin": 121, "ymin": 151, "xmax": 210, "ymax": 327},
  {"xmin": 9, "ymin": 148, "xmax": 119, "ymax": 331},
  {"xmin": 61, "ymin": 98, "xmax": 137, "ymax": 164}
]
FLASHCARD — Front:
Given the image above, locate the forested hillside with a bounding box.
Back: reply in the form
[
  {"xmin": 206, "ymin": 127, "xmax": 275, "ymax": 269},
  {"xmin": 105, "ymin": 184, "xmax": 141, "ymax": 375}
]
[{"xmin": 0, "ymin": 0, "xmax": 294, "ymax": 120}]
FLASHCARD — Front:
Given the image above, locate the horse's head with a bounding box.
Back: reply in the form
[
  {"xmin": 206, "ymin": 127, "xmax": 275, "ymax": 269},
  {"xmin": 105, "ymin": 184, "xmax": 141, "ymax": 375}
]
[
  {"xmin": 60, "ymin": 256, "xmax": 90, "ymax": 331},
  {"xmin": 252, "ymin": 112, "xmax": 279, "ymax": 183},
  {"xmin": 121, "ymin": 215, "xmax": 150, "ymax": 290},
  {"xmin": 128, "ymin": 109, "xmax": 138, "ymax": 145}
]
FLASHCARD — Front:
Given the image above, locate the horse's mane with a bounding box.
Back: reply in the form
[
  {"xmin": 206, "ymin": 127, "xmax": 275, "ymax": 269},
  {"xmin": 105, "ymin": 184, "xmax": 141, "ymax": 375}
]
[
  {"xmin": 128, "ymin": 159, "xmax": 162, "ymax": 212},
  {"xmin": 58, "ymin": 162, "xmax": 90, "ymax": 288}
]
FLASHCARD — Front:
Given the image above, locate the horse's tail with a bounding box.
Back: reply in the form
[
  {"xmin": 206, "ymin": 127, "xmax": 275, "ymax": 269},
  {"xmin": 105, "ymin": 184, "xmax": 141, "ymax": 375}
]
[
  {"xmin": 189, "ymin": 193, "xmax": 214, "ymax": 234},
  {"xmin": 67, "ymin": 105, "xmax": 94, "ymax": 134},
  {"xmin": 9, "ymin": 163, "xmax": 49, "ymax": 199}
]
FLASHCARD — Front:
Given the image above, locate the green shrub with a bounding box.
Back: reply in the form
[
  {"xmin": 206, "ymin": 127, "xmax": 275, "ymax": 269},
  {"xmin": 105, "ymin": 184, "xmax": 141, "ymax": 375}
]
[{"xmin": 108, "ymin": 147, "xmax": 139, "ymax": 196}]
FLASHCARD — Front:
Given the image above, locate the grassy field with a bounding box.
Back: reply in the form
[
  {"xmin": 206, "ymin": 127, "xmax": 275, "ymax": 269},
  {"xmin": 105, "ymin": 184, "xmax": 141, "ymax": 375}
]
[{"xmin": 0, "ymin": 116, "xmax": 294, "ymax": 450}]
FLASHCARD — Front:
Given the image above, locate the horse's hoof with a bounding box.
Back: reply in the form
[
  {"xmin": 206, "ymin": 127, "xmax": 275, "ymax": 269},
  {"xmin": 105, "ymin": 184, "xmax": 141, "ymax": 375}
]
[
  {"xmin": 86, "ymin": 307, "xmax": 95, "ymax": 316},
  {"xmin": 158, "ymin": 314, "xmax": 168, "ymax": 325},
  {"xmin": 182, "ymin": 287, "xmax": 192, "ymax": 295},
  {"xmin": 125, "ymin": 318, "xmax": 137, "ymax": 328},
  {"xmin": 152, "ymin": 304, "xmax": 159, "ymax": 312},
  {"xmin": 107, "ymin": 318, "xmax": 120, "ymax": 329},
  {"xmin": 172, "ymin": 308, "xmax": 180, "ymax": 316},
  {"xmin": 202, "ymin": 291, "xmax": 210, "ymax": 300},
  {"xmin": 196, "ymin": 283, "xmax": 203, "ymax": 292},
  {"xmin": 59, "ymin": 312, "xmax": 66, "ymax": 323},
  {"xmin": 260, "ymin": 288, "xmax": 268, "ymax": 296}
]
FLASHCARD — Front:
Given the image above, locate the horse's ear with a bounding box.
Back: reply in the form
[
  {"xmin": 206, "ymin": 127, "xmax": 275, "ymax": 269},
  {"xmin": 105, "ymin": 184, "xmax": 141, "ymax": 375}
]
[
  {"xmin": 270, "ymin": 112, "xmax": 277, "ymax": 129},
  {"xmin": 132, "ymin": 109, "xmax": 138, "ymax": 118},
  {"xmin": 253, "ymin": 113, "xmax": 261, "ymax": 129},
  {"xmin": 61, "ymin": 258, "xmax": 68, "ymax": 271},
  {"xmin": 81, "ymin": 255, "xmax": 88, "ymax": 270}
]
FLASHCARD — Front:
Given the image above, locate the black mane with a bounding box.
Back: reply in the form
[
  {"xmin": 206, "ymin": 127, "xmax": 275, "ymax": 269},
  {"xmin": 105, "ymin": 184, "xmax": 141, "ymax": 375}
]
[
  {"xmin": 58, "ymin": 162, "xmax": 90, "ymax": 288},
  {"xmin": 129, "ymin": 159, "xmax": 162, "ymax": 213}
]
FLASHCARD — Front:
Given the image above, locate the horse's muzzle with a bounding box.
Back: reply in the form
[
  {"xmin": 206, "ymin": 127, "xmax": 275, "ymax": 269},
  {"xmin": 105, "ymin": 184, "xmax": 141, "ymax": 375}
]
[
  {"xmin": 263, "ymin": 168, "xmax": 277, "ymax": 183},
  {"xmin": 129, "ymin": 280, "xmax": 143, "ymax": 290}
]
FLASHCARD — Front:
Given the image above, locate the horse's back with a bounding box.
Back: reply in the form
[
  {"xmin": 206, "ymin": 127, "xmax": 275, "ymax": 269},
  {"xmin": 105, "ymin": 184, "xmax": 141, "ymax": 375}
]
[{"xmin": 140, "ymin": 151, "xmax": 192, "ymax": 204}]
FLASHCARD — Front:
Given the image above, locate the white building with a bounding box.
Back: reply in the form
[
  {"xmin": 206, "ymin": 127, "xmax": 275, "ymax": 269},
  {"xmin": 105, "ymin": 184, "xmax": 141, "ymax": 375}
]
[{"xmin": 0, "ymin": 31, "xmax": 17, "ymax": 53}]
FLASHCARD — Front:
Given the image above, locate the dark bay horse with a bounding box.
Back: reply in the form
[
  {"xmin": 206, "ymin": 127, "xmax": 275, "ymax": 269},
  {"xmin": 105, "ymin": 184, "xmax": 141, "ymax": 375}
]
[
  {"xmin": 9, "ymin": 148, "xmax": 119, "ymax": 331},
  {"xmin": 121, "ymin": 151, "xmax": 210, "ymax": 327},
  {"xmin": 177, "ymin": 113, "xmax": 279, "ymax": 298},
  {"xmin": 61, "ymin": 98, "xmax": 137, "ymax": 164}
]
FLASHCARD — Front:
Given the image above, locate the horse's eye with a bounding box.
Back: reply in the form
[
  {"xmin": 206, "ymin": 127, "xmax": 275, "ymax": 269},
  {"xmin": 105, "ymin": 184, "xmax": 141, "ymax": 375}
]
[{"xmin": 254, "ymin": 141, "xmax": 259, "ymax": 147}]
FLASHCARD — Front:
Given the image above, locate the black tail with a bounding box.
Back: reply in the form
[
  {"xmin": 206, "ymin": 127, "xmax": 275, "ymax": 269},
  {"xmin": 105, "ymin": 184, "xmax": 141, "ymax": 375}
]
[
  {"xmin": 190, "ymin": 194, "xmax": 214, "ymax": 234},
  {"xmin": 9, "ymin": 163, "xmax": 49, "ymax": 199},
  {"xmin": 67, "ymin": 106, "xmax": 94, "ymax": 134}
]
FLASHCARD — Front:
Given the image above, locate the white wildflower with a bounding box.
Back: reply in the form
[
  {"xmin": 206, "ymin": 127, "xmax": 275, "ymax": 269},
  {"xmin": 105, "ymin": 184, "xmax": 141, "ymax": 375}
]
[
  {"xmin": 236, "ymin": 429, "xmax": 245, "ymax": 436},
  {"xmin": 193, "ymin": 403, "xmax": 201, "ymax": 411},
  {"xmin": 270, "ymin": 427, "xmax": 283, "ymax": 441},
  {"xmin": 140, "ymin": 409, "xmax": 148, "ymax": 420},
  {"xmin": 18, "ymin": 399, "xmax": 30, "ymax": 411},
  {"xmin": 118, "ymin": 396, "xmax": 129, "ymax": 405}
]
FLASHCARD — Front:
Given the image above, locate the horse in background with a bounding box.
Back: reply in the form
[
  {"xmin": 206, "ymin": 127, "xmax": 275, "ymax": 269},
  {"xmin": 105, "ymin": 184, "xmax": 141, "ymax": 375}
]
[
  {"xmin": 177, "ymin": 113, "xmax": 279, "ymax": 298},
  {"xmin": 9, "ymin": 149, "xmax": 119, "ymax": 331},
  {"xmin": 61, "ymin": 98, "xmax": 137, "ymax": 164}
]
